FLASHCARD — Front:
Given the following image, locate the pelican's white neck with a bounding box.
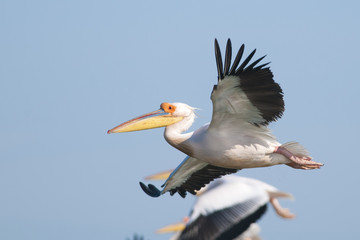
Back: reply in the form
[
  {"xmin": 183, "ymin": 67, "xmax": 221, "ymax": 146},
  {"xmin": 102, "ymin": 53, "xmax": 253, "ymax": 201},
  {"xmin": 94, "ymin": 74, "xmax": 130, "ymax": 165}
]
[{"xmin": 163, "ymin": 109, "xmax": 196, "ymax": 154}]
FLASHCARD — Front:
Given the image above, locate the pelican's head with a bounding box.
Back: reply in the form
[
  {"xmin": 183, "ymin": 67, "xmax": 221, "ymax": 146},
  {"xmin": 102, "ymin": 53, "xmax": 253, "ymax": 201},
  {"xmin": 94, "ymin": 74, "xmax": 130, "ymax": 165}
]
[{"xmin": 107, "ymin": 102, "xmax": 195, "ymax": 134}]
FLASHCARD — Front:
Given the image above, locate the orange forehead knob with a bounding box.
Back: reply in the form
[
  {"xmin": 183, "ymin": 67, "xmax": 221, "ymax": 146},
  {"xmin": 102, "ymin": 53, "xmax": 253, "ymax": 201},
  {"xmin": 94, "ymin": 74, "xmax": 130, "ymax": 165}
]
[{"xmin": 160, "ymin": 102, "xmax": 176, "ymax": 113}]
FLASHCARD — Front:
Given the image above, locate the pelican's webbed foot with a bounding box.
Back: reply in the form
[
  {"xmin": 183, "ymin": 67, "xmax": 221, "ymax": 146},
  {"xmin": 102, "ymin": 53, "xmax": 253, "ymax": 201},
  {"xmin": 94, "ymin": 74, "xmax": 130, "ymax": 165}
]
[
  {"xmin": 274, "ymin": 146, "xmax": 323, "ymax": 170},
  {"xmin": 139, "ymin": 182, "xmax": 161, "ymax": 197}
]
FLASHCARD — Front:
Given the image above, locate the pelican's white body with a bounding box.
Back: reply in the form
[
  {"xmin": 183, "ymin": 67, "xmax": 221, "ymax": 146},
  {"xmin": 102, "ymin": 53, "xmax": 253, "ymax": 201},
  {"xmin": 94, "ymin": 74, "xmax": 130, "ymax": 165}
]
[{"xmin": 164, "ymin": 103, "xmax": 308, "ymax": 169}]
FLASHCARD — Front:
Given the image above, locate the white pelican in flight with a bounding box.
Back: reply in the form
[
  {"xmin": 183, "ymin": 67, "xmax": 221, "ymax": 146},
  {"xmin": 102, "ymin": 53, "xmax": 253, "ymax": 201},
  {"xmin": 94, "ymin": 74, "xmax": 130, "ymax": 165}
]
[
  {"xmin": 152, "ymin": 174, "xmax": 295, "ymax": 240},
  {"xmin": 108, "ymin": 39, "xmax": 323, "ymax": 197}
]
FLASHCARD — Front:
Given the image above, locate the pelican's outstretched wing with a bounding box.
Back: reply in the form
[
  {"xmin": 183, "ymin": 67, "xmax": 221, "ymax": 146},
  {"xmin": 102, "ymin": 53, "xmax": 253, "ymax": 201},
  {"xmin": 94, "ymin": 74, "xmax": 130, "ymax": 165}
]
[
  {"xmin": 209, "ymin": 39, "xmax": 284, "ymax": 129},
  {"xmin": 139, "ymin": 156, "xmax": 238, "ymax": 198},
  {"xmin": 179, "ymin": 194, "xmax": 268, "ymax": 240},
  {"xmin": 180, "ymin": 205, "xmax": 267, "ymax": 240}
]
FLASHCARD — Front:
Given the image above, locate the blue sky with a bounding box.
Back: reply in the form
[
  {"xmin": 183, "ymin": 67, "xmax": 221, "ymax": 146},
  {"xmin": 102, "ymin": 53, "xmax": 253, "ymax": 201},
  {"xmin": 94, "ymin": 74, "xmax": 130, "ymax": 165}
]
[{"xmin": 1, "ymin": 0, "xmax": 359, "ymax": 239}]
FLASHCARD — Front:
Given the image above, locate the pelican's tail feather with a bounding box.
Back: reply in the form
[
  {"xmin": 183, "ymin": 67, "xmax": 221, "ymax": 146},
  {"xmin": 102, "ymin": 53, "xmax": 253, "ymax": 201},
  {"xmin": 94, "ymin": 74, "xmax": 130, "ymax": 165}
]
[{"xmin": 281, "ymin": 141, "xmax": 310, "ymax": 158}]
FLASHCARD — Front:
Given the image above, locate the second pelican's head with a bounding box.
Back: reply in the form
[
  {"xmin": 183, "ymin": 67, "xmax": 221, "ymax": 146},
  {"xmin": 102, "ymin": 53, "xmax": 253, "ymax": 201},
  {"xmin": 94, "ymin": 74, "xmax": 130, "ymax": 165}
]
[{"xmin": 107, "ymin": 102, "xmax": 195, "ymax": 134}]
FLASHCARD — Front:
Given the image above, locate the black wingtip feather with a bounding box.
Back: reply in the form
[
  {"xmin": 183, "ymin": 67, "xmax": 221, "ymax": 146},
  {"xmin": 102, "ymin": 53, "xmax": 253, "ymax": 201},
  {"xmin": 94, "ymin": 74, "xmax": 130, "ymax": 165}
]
[
  {"xmin": 179, "ymin": 200, "xmax": 267, "ymax": 240},
  {"xmin": 229, "ymin": 44, "xmax": 244, "ymax": 75},
  {"xmin": 235, "ymin": 49, "xmax": 256, "ymax": 74},
  {"xmin": 139, "ymin": 182, "xmax": 161, "ymax": 198},
  {"xmin": 178, "ymin": 189, "xmax": 187, "ymax": 198},
  {"xmin": 214, "ymin": 39, "xmax": 224, "ymax": 80},
  {"xmin": 244, "ymin": 55, "xmax": 266, "ymax": 72},
  {"xmin": 253, "ymin": 62, "xmax": 270, "ymax": 70},
  {"xmin": 215, "ymin": 39, "xmax": 269, "ymax": 77},
  {"xmin": 223, "ymin": 39, "xmax": 232, "ymax": 76},
  {"xmin": 212, "ymin": 39, "xmax": 284, "ymax": 125},
  {"xmin": 216, "ymin": 204, "xmax": 268, "ymax": 240}
]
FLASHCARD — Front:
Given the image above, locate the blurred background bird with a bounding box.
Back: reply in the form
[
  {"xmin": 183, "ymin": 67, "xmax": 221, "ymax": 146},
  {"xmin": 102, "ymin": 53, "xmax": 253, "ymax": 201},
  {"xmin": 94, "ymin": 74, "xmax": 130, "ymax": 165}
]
[{"xmin": 146, "ymin": 171, "xmax": 294, "ymax": 240}]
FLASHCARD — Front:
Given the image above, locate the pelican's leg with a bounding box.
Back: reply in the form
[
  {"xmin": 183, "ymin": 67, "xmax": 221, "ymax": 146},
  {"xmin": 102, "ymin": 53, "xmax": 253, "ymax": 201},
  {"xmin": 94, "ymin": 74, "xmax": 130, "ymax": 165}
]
[
  {"xmin": 270, "ymin": 197, "xmax": 295, "ymax": 219},
  {"xmin": 274, "ymin": 146, "xmax": 323, "ymax": 169}
]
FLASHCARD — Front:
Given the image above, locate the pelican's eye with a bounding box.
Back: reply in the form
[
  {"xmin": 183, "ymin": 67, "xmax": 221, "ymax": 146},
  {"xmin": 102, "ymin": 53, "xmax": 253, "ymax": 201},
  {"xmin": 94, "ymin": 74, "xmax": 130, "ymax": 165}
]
[{"xmin": 160, "ymin": 102, "xmax": 176, "ymax": 113}]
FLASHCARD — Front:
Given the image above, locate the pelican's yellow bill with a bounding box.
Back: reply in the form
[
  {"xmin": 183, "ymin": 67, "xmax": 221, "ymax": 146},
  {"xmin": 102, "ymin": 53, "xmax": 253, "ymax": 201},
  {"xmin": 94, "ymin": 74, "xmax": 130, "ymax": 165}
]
[
  {"xmin": 107, "ymin": 109, "xmax": 183, "ymax": 134},
  {"xmin": 156, "ymin": 222, "xmax": 186, "ymax": 234},
  {"xmin": 145, "ymin": 170, "xmax": 173, "ymax": 180}
]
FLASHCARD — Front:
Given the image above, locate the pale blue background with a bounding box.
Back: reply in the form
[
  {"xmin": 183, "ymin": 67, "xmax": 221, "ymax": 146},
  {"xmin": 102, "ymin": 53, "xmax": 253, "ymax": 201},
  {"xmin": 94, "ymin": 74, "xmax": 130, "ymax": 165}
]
[{"xmin": 1, "ymin": 1, "xmax": 359, "ymax": 239}]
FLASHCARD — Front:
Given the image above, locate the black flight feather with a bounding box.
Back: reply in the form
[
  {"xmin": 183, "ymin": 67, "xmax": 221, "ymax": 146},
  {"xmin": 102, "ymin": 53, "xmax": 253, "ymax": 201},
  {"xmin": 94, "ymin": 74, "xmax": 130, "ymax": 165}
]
[
  {"xmin": 139, "ymin": 164, "xmax": 238, "ymax": 198},
  {"xmin": 179, "ymin": 199, "xmax": 267, "ymax": 240},
  {"xmin": 229, "ymin": 44, "xmax": 244, "ymax": 75},
  {"xmin": 212, "ymin": 39, "xmax": 284, "ymax": 125},
  {"xmin": 223, "ymin": 39, "xmax": 232, "ymax": 76},
  {"xmin": 214, "ymin": 39, "xmax": 224, "ymax": 80},
  {"xmin": 235, "ymin": 49, "xmax": 256, "ymax": 75}
]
